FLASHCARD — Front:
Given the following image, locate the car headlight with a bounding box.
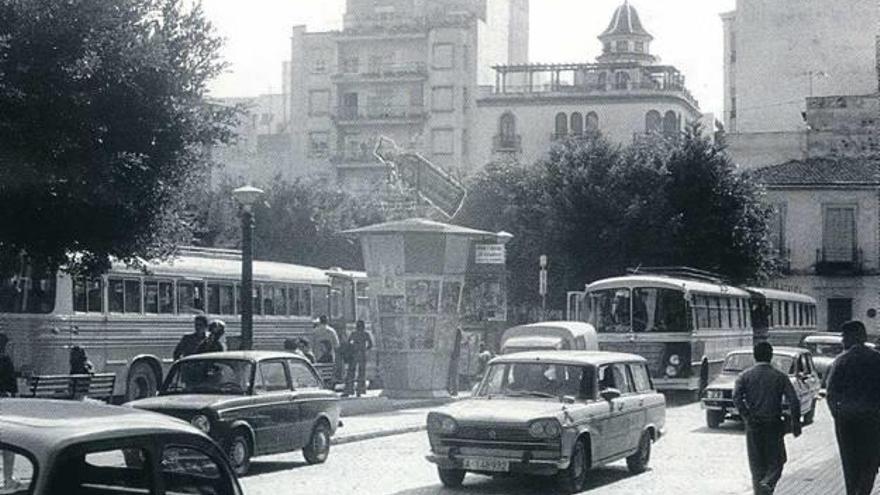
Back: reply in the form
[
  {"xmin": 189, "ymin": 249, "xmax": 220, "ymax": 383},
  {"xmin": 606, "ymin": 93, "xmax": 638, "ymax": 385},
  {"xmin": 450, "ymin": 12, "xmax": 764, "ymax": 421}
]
[
  {"xmin": 190, "ymin": 414, "xmax": 211, "ymax": 433},
  {"xmin": 427, "ymin": 413, "xmax": 458, "ymax": 435},
  {"xmin": 528, "ymin": 419, "xmax": 562, "ymax": 439},
  {"xmin": 706, "ymin": 389, "xmax": 722, "ymax": 399},
  {"xmin": 665, "ymin": 365, "xmax": 679, "ymax": 377},
  {"xmin": 668, "ymin": 354, "xmax": 681, "ymax": 366}
]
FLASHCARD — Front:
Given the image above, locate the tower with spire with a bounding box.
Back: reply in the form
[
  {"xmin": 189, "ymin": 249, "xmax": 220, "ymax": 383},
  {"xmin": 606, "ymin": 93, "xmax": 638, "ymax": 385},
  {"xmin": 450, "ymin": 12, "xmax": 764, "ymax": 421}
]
[{"xmin": 597, "ymin": 1, "xmax": 657, "ymax": 65}]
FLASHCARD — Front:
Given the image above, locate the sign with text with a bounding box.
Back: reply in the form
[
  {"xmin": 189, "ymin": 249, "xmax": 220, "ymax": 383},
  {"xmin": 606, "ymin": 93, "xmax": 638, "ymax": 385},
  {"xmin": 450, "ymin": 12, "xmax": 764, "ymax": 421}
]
[{"xmin": 475, "ymin": 244, "xmax": 506, "ymax": 264}]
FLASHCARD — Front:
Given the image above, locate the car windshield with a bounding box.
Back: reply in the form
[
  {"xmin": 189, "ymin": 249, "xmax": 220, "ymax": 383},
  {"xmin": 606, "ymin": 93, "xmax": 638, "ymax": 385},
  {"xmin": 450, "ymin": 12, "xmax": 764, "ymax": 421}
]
[
  {"xmin": 804, "ymin": 342, "xmax": 843, "ymax": 357},
  {"xmin": 477, "ymin": 362, "xmax": 592, "ymax": 400},
  {"xmin": 722, "ymin": 353, "xmax": 795, "ymax": 374},
  {"xmin": 163, "ymin": 359, "xmax": 253, "ymax": 395}
]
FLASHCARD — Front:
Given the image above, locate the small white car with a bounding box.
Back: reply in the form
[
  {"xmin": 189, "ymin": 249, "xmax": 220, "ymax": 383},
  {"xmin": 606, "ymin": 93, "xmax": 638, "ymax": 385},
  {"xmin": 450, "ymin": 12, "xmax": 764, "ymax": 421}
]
[{"xmin": 425, "ymin": 351, "xmax": 666, "ymax": 493}]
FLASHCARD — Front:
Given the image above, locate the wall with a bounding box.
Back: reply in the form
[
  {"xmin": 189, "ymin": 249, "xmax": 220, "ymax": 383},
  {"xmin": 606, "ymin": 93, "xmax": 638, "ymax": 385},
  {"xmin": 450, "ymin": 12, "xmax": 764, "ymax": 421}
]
[
  {"xmin": 724, "ymin": 0, "xmax": 879, "ymax": 133},
  {"xmin": 725, "ymin": 131, "xmax": 806, "ymax": 169}
]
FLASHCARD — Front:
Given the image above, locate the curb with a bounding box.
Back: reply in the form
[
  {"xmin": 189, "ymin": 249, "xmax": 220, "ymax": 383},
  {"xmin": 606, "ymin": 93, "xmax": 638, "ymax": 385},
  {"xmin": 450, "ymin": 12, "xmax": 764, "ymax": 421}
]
[{"xmin": 332, "ymin": 425, "xmax": 426, "ymax": 446}]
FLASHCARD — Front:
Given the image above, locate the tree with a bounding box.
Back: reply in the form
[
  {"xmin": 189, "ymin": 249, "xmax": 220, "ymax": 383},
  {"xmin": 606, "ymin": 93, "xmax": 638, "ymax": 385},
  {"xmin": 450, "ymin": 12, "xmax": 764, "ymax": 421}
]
[{"xmin": 0, "ymin": 0, "xmax": 238, "ymax": 273}]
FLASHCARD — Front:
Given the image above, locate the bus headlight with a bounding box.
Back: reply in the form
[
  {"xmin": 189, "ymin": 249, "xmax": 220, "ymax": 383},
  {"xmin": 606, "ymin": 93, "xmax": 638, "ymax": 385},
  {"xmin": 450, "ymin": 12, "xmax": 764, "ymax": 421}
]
[
  {"xmin": 190, "ymin": 414, "xmax": 211, "ymax": 433},
  {"xmin": 528, "ymin": 419, "xmax": 562, "ymax": 439},
  {"xmin": 665, "ymin": 365, "xmax": 679, "ymax": 377},
  {"xmin": 668, "ymin": 354, "xmax": 681, "ymax": 366}
]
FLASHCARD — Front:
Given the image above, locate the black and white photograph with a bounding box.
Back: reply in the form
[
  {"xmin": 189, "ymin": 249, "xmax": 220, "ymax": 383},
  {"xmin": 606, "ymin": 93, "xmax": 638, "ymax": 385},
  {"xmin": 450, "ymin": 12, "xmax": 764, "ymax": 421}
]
[{"xmin": 0, "ymin": 0, "xmax": 878, "ymax": 493}]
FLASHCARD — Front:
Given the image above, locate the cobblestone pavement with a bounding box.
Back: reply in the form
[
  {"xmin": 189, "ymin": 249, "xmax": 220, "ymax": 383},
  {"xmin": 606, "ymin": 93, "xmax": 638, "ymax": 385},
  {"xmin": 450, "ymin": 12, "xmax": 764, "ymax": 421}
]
[{"xmin": 241, "ymin": 399, "xmax": 878, "ymax": 494}]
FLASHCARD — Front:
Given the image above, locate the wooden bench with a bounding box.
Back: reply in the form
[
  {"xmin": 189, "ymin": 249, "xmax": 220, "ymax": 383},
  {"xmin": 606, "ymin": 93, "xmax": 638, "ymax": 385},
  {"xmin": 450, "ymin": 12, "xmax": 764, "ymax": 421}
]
[{"xmin": 28, "ymin": 373, "xmax": 116, "ymax": 401}]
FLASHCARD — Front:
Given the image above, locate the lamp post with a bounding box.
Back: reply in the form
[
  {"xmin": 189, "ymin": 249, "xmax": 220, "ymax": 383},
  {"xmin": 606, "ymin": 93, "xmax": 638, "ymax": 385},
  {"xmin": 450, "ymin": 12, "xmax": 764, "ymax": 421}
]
[{"xmin": 233, "ymin": 185, "xmax": 264, "ymax": 351}]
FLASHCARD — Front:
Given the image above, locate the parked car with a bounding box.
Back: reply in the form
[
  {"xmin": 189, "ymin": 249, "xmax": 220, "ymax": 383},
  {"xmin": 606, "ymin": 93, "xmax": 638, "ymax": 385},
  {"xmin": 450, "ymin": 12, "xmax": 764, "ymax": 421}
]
[
  {"xmin": 702, "ymin": 346, "xmax": 821, "ymax": 428},
  {"xmin": 127, "ymin": 351, "xmax": 341, "ymax": 475},
  {"xmin": 499, "ymin": 321, "xmax": 599, "ymax": 354},
  {"xmin": 0, "ymin": 398, "xmax": 243, "ymax": 495},
  {"xmin": 425, "ymin": 350, "xmax": 665, "ymax": 494},
  {"xmin": 800, "ymin": 332, "xmax": 875, "ymax": 387}
]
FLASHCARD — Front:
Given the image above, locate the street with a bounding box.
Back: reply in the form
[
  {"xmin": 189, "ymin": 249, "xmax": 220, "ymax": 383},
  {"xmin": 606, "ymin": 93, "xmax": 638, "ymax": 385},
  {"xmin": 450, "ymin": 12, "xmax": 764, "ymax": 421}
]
[{"xmin": 239, "ymin": 399, "xmax": 877, "ymax": 495}]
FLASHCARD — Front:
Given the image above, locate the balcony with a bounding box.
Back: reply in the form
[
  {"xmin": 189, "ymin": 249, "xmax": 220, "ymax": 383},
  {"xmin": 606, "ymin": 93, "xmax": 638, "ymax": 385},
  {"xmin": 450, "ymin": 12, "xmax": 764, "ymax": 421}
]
[
  {"xmin": 815, "ymin": 247, "xmax": 863, "ymax": 276},
  {"xmin": 333, "ymin": 62, "xmax": 427, "ymax": 82},
  {"xmin": 550, "ymin": 131, "xmax": 601, "ymax": 142},
  {"xmin": 332, "ymin": 105, "xmax": 427, "ymax": 125},
  {"xmin": 492, "ymin": 134, "xmax": 522, "ymax": 152}
]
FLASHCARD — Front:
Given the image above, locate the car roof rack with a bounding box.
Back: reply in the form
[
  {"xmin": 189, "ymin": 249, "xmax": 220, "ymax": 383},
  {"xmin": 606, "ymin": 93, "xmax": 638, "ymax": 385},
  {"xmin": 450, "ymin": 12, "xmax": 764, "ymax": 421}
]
[{"xmin": 626, "ymin": 266, "xmax": 730, "ymax": 284}]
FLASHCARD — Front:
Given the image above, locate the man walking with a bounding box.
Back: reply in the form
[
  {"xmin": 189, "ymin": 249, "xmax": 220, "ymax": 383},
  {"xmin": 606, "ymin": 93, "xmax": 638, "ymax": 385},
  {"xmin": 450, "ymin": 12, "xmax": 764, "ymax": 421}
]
[
  {"xmin": 826, "ymin": 320, "xmax": 880, "ymax": 495},
  {"xmin": 173, "ymin": 315, "xmax": 208, "ymax": 360},
  {"xmin": 344, "ymin": 320, "xmax": 373, "ymax": 397},
  {"xmin": 313, "ymin": 315, "xmax": 340, "ymax": 362},
  {"xmin": 733, "ymin": 341, "xmax": 801, "ymax": 495}
]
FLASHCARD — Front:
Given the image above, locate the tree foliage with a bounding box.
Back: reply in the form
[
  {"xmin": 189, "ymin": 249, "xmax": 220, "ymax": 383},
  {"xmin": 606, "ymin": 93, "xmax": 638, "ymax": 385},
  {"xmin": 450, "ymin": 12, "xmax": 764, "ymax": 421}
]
[
  {"xmin": 0, "ymin": 0, "xmax": 238, "ymax": 273},
  {"xmin": 455, "ymin": 127, "xmax": 776, "ymax": 311}
]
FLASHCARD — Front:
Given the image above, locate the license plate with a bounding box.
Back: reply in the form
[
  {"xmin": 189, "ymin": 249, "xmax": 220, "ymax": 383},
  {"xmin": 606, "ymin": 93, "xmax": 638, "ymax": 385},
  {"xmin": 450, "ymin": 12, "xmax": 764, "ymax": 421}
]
[{"xmin": 462, "ymin": 458, "xmax": 509, "ymax": 472}]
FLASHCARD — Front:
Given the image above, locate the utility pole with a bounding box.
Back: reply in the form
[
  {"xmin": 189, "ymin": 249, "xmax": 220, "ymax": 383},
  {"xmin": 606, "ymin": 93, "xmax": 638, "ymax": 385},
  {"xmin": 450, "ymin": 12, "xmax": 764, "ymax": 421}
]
[{"xmin": 539, "ymin": 255, "xmax": 548, "ymax": 321}]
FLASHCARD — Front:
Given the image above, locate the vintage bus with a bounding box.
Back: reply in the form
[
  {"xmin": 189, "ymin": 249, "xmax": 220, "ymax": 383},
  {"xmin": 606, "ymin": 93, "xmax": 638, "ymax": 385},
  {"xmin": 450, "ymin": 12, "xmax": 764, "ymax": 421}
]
[
  {"xmin": 0, "ymin": 247, "xmax": 336, "ymax": 402},
  {"xmin": 746, "ymin": 287, "xmax": 817, "ymax": 346},
  {"xmin": 568, "ymin": 270, "xmax": 754, "ymax": 391}
]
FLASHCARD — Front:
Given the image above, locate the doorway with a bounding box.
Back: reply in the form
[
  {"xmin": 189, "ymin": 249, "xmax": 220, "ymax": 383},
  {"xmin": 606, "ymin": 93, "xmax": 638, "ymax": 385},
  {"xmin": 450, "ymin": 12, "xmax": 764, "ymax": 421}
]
[{"xmin": 826, "ymin": 298, "xmax": 853, "ymax": 333}]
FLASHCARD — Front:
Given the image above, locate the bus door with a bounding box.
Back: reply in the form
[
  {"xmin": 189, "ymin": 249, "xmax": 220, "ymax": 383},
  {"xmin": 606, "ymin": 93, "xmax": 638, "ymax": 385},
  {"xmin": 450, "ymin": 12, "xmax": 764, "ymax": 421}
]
[{"xmin": 567, "ymin": 291, "xmax": 585, "ymax": 321}]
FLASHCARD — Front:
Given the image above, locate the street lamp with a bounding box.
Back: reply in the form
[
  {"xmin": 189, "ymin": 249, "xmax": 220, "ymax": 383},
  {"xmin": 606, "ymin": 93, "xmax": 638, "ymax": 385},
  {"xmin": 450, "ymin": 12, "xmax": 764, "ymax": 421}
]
[{"xmin": 233, "ymin": 185, "xmax": 264, "ymax": 350}]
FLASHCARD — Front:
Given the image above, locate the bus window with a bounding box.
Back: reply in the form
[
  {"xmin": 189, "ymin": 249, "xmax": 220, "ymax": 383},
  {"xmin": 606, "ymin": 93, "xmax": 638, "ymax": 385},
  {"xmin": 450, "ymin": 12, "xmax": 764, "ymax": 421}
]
[
  {"xmin": 159, "ymin": 281, "xmax": 174, "ymax": 314},
  {"xmin": 694, "ymin": 296, "xmax": 708, "ymax": 329},
  {"xmin": 237, "ymin": 285, "xmax": 262, "ymax": 315},
  {"xmin": 220, "ymin": 284, "xmax": 234, "ymax": 315},
  {"xmin": 784, "ymin": 302, "xmax": 790, "ymax": 326},
  {"xmin": 588, "ymin": 289, "xmax": 630, "ymax": 333},
  {"xmin": 725, "ymin": 299, "xmax": 733, "ymax": 329},
  {"xmin": 108, "ymin": 278, "xmax": 141, "ymax": 313},
  {"xmin": 330, "ymin": 288, "xmax": 343, "ymax": 320},
  {"xmin": 632, "ymin": 288, "xmax": 687, "ymax": 332},
  {"xmin": 356, "ymin": 281, "xmax": 370, "ymax": 323},
  {"xmin": 263, "ymin": 285, "xmax": 275, "ymax": 315},
  {"xmin": 275, "ymin": 286, "xmax": 288, "ymax": 316},
  {"xmin": 289, "ymin": 285, "xmax": 311, "ymax": 316},
  {"xmin": 310, "ymin": 286, "xmax": 325, "ymax": 318},
  {"xmin": 73, "ymin": 277, "xmax": 100, "ymax": 313},
  {"xmin": 207, "ymin": 283, "xmax": 220, "ymax": 314},
  {"xmin": 177, "ymin": 281, "xmax": 204, "ymax": 313}
]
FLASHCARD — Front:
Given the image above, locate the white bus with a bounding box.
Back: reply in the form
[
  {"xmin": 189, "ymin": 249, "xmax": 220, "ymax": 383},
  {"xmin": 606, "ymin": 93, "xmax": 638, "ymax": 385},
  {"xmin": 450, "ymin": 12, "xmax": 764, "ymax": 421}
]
[
  {"xmin": 0, "ymin": 247, "xmax": 333, "ymax": 401},
  {"xmin": 745, "ymin": 287, "xmax": 818, "ymax": 347}
]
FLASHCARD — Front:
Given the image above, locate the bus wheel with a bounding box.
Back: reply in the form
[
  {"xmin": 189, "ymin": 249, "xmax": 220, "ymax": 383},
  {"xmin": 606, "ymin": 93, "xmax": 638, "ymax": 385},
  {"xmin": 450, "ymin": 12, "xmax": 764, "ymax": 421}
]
[{"xmin": 126, "ymin": 361, "xmax": 158, "ymax": 401}]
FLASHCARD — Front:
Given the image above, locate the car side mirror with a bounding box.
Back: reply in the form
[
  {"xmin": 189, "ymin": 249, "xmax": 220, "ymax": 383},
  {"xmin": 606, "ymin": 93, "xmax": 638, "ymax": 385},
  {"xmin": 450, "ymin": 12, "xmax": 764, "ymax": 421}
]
[{"xmin": 600, "ymin": 388, "xmax": 621, "ymax": 401}]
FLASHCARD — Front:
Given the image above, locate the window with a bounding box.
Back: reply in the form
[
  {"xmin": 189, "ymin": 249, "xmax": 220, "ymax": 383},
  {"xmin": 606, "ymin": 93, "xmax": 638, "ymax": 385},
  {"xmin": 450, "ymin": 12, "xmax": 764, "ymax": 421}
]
[
  {"xmin": 108, "ymin": 278, "xmax": 141, "ymax": 313},
  {"xmin": 144, "ymin": 280, "xmax": 174, "ymax": 314},
  {"xmin": 614, "ymin": 71, "xmax": 630, "ymax": 90},
  {"xmin": 663, "ymin": 111, "xmax": 679, "ymax": 137},
  {"xmin": 616, "ymin": 40, "xmax": 628, "ymax": 52},
  {"xmin": 499, "ymin": 112, "xmax": 517, "ymax": 140},
  {"xmin": 431, "ymin": 128, "xmax": 454, "ymax": 155},
  {"xmin": 598, "ymin": 364, "xmax": 634, "ymax": 394},
  {"xmin": 162, "ymin": 446, "xmax": 234, "ymax": 494},
  {"xmin": 178, "ymin": 281, "xmax": 205, "ymax": 313},
  {"xmin": 431, "ymin": 86, "xmax": 454, "ymax": 112},
  {"xmin": 74, "ymin": 277, "xmax": 103, "ymax": 313},
  {"xmin": 51, "ymin": 447, "xmax": 150, "ymax": 494},
  {"xmin": 570, "ymin": 112, "xmax": 584, "ymax": 135},
  {"xmin": 275, "ymin": 286, "xmax": 288, "ymax": 316},
  {"xmin": 207, "ymin": 282, "xmax": 235, "ymax": 315},
  {"xmin": 768, "ymin": 203, "xmax": 787, "ymax": 255},
  {"xmin": 554, "ymin": 112, "xmax": 568, "ymax": 138},
  {"xmin": 823, "ymin": 205, "xmax": 857, "ymax": 262},
  {"xmin": 263, "ymin": 285, "xmax": 275, "ymax": 316},
  {"xmin": 588, "ymin": 288, "xmax": 630, "ymax": 333},
  {"xmin": 341, "ymin": 56, "xmax": 359, "ymax": 73},
  {"xmin": 432, "ymin": 43, "xmax": 454, "ymax": 69},
  {"xmin": 597, "ymin": 72, "xmax": 607, "ymax": 90},
  {"xmin": 635, "ymin": 41, "xmax": 645, "ymax": 53},
  {"xmin": 645, "ymin": 110, "xmax": 662, "ymax": 133},
  {"xmin": 308, "ymin": 132, "xmax": 330, "ymax": 157},
  {"xmin": 0, "ymin": 264, "xmax": 56, "ymax": 314},
  {"xmin": 694, "ymin": 296, "xmax": 710, "ymax": 329},
  {"xmin": 289, "ymin": 285, "xmax": 312, "ymax": 316},
  {"xmin": 585, "ymin": 112, "xmax": 599, "ymax": 133},
  {"xmin": 730, "ymin": 31, "xmax": 737, "ymax": 63},
  {"xmin": 630, "ymin": 363, "xmax": 653, "ymax": 392},
  {"xmin": 308, "ymin": 90, "xmax": 330, "ymax": 116},
  {"xmin": 257, "ymin": 361, "xmax": 289, "ymax": 392},
  {"xmin": 603, "ymin": 42, "xmax": 611, "ymax": 54},
  {"xmin": 0, "ymin": 448, "xmax": 33, "ymax": 493},
  {"xmin": 632, "ymin": 287, "xmax": 687, "ymax": 332},
  {"xmin": 288, "ymin": 360, "xmax": 322, "ymax": 389}
]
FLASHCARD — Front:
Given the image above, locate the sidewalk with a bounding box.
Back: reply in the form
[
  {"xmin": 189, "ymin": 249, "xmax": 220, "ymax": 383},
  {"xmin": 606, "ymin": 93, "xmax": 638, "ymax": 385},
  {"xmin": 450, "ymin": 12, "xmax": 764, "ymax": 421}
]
[{"xmin": 332, "ymin": 405, "xmax": 434, "ymax": 446}]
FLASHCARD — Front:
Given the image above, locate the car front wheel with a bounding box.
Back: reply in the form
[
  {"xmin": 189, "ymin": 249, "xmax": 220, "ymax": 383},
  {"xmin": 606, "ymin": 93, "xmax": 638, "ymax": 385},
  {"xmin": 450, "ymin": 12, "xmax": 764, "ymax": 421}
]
[
  {"xmin": 303, "ymin": 421, "xmax": 331, "ymax": 464},
  {"xmin": 227, "ymin": 431, "xmax": 252, "ymax": 476},
  {"xmin": 626, "ymin": 431, "xmax": 652, "ymax": 474},
  {"xmin": 437, "ymin": 467, "xmax": 466, "ymax": 487},
  {"xmin": 557, "ymin": 438, "xmax": 588, "ymax": 494},
  {"xmin": 706, "ymin": 409, "xmax": 724, "ymax": 429}
]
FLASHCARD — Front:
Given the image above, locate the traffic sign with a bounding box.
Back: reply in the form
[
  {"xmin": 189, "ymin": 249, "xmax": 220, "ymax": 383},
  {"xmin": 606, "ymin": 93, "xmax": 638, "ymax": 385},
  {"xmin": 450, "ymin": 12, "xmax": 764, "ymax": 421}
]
[{"xmin": 374, "ymin": 136, "xmax": 467, "ymax": 218}]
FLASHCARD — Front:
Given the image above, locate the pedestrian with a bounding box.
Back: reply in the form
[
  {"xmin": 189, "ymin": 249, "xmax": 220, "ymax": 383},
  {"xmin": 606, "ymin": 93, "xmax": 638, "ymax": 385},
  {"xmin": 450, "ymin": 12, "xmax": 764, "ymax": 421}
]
[
  {"xmin": 0, "ymin": 333, "xmax": 18, "ymax": 490},
  {"xmin": 298, "ymin": 338, "xmax": 316, "ymax": 364},
  {"xmin": 197, "ymin": 320, "xmax": 227, "ymax": 354},
  {"xmin": 825, "ymin": 320, "xmax": 880, "ymax": 495},
  {"xmin": 68, "ymin": 345, "xmax": 94, "ymax": 375},
  {"xmin": 447, "ymin": 327, "xmax": 463, "ymax": 396},
  {"xmin": 173, "ymin": 314, "xmax": 208, "ymax": 360},
  {"xmin": 344, "ymin": 320, "xmax": 372, "ymax": 397},
  {"xmin": 317, "ymin": 340, "xmax": 334, "ymax": 364},
  {"xmin": 313, "ymin": 315, "xmax": 340, "ymax": 364},
  {"xmin": 732, "ymin": 341, "xmax": 802, "ymax": 495}
]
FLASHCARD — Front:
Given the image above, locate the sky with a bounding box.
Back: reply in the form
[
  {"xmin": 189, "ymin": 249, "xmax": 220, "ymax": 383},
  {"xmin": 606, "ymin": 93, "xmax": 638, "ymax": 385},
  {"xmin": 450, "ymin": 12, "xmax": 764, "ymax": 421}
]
[{"xmin": 202, "ymin": 0, "xmax": 737, "ymax": 116}]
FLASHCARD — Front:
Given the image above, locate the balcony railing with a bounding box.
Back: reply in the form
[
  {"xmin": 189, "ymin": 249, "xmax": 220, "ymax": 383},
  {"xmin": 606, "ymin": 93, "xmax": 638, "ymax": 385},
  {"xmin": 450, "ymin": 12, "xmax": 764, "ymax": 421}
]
[
  {"xmin": 334, "ymin": 62, "xmax": 427, "ymax": 80},
  {"xmin": 550, "ymin": 131, "xmax": 600, "ymax": 142},
  {"xmin": 492, "ymin": 134, "xmax": 522, "ymax": 152},
  {"xmin": 333, "ymin": 105, "xmax": 427, "ymax": 123},
  {"xmin": 815, "ymin": 247, "xmax": 862, "ymax": 276}
]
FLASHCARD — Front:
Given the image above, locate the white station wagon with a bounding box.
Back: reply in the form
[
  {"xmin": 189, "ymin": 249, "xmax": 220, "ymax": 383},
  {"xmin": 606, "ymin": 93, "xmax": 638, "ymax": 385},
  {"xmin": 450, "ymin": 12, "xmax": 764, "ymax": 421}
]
[{"xmin": 425, "ymin": 351, "xmax": 666, "ymax": 493}]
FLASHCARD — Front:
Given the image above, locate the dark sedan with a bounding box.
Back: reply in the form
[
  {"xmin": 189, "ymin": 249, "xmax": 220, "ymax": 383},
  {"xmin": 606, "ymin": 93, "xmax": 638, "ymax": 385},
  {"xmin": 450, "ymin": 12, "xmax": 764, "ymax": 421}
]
[{"xmin": 127, "ymin": 351, "xmax": 341, "ymax": 475}]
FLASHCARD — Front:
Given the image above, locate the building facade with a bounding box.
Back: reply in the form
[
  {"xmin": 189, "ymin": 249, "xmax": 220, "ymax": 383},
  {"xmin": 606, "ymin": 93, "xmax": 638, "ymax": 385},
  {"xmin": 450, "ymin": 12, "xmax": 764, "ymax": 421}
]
[
  {"xmin": 721, "ymin": 0, "xmax": 879, "ymax": 167},
  {"xmin": 472, "ymin": 1, "xmax": 705, "ymax": 168},
  {"xmin": 287, "ymin": 0, "xmax": 529, "ymax": 191}
]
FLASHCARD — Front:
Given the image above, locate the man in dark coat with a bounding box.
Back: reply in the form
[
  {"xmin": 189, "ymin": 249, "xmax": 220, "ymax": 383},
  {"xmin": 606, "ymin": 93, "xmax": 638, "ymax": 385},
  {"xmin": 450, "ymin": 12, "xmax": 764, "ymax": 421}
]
[
  {"xmin": 344, "ymin": 320, "xmax": 373, "ymax": 397},
  {"xmin": 826, "ymin": 320, "xmax": 880, "ymax": 495},
  {"xmin": 733, "ymin": 341, "xmax": 801, "ymax": 495},
  {"xmin": 0, "ymin": 333, "xmax": 16, "ymax": 397},
  {"xmin": 173, "ymin": 314, "xmax": 208, "ymax": 360}
]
